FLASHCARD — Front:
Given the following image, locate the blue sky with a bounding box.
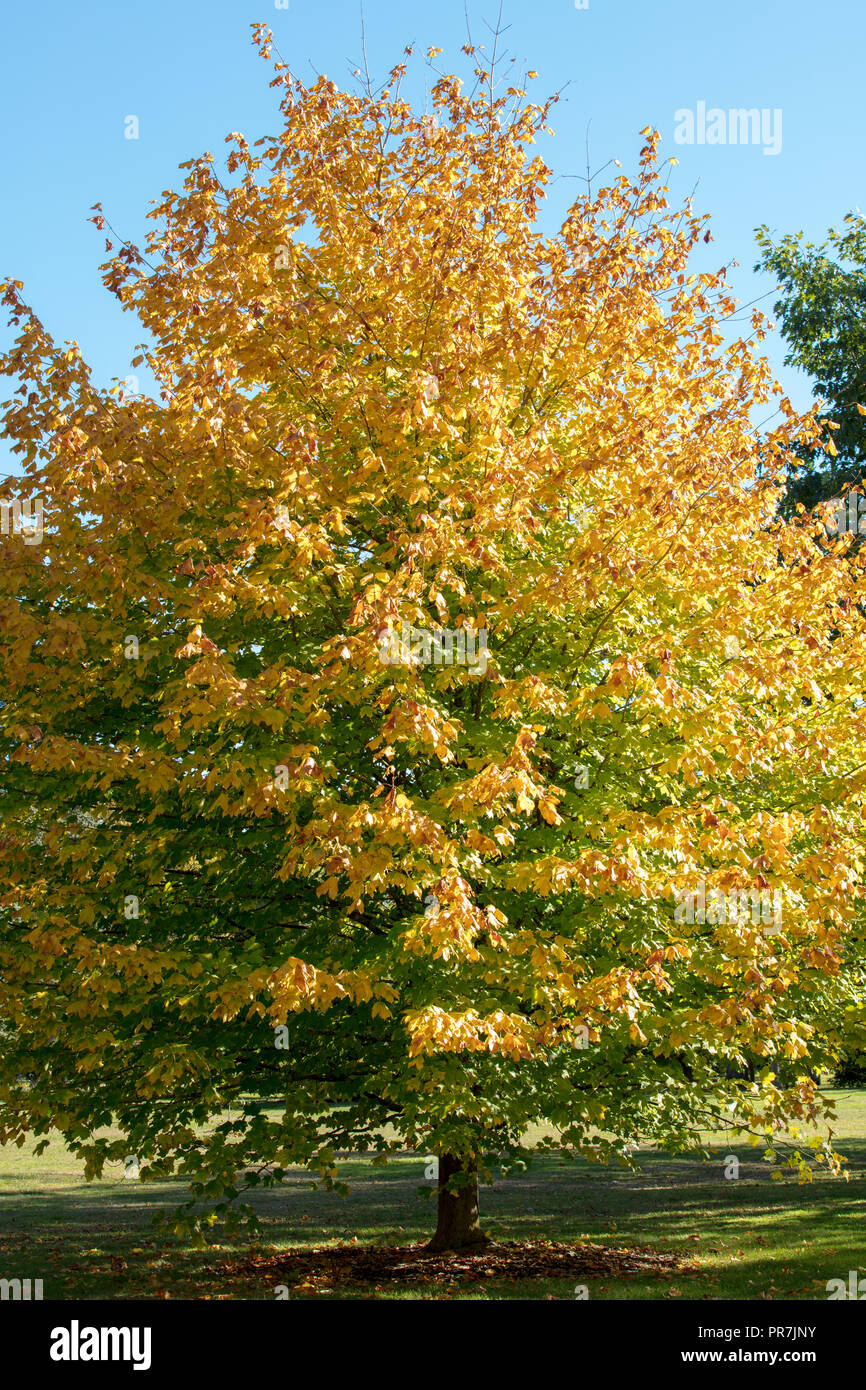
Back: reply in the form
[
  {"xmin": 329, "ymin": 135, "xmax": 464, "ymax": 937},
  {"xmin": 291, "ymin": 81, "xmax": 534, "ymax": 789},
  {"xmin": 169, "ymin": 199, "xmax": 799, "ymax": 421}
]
[{"xmin": 2, "ymin": 0, "xmax": 864, "ymax": 473}]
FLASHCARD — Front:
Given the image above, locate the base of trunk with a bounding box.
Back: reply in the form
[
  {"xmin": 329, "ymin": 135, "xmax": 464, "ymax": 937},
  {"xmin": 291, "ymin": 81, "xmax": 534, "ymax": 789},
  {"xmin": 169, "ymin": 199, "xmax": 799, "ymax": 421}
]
[
  {"xmin": 427, "ymin": 1231, "xmax": 491, "ymax": 1253},
  {"xmin": 428, "ymin": 1152, "xmax": 488, "ymax": 1253}
]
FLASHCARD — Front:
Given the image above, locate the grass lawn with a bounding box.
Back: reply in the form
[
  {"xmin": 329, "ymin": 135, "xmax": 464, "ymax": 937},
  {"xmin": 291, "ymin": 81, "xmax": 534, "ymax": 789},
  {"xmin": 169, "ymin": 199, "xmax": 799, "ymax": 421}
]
[{"xmin": 1, "ymin": 1089, "xmax": 864, "ymax": 1300}]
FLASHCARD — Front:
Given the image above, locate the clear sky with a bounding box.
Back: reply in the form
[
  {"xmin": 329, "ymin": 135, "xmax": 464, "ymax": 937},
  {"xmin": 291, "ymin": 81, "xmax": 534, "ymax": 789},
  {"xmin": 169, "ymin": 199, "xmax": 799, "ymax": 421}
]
[{"xmin": 2, "ymin": 0, "xmax": 864, "ymax": 473}]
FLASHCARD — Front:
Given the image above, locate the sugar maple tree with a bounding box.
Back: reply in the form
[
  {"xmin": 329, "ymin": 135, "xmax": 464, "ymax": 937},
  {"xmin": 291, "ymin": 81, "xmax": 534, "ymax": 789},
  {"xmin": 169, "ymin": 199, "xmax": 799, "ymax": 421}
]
[{"xmin": 2, "ymin": 30, "xmax": 866, "ymax": 1253}]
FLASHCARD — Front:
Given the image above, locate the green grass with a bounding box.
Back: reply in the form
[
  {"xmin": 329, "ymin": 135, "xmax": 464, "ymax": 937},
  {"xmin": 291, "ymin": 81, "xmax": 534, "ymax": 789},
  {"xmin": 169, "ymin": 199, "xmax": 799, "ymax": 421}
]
[{"xmin": 1, "ymin": 1090, "xmax": 864, "ymax": 1300}]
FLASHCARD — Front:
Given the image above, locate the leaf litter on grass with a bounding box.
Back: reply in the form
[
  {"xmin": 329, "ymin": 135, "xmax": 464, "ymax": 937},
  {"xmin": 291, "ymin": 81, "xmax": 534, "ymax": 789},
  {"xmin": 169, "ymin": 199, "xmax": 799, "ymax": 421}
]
[{"xmin": 221, "ymin": 1237, "xmax": 693, "ymax": 1292}]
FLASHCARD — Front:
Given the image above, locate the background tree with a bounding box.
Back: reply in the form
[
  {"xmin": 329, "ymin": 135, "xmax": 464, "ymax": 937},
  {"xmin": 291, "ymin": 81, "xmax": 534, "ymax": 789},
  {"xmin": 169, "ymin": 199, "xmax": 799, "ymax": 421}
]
[
  {"xmin": 2, "ymin": 30, "xmax": 866, "ymax": 1253},
  {"xmin": 756, "ymin": 214, "xmax": 866, "ymax": 511}
]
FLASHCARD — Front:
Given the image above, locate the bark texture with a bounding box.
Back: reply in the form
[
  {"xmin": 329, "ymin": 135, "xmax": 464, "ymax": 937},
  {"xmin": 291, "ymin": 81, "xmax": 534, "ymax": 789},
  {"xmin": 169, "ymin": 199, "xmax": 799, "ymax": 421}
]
[{"xmin": 428, "ymin": 1153, "xmax": 489, "ymax": 1252}]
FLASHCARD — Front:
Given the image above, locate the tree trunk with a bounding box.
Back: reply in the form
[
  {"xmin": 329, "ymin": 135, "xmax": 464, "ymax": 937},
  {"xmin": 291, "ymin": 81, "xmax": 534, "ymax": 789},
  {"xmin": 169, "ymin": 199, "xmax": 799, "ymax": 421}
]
[{"xmin": 428, "ymin": 1153, "xmax": 489, "ymax": 1252}]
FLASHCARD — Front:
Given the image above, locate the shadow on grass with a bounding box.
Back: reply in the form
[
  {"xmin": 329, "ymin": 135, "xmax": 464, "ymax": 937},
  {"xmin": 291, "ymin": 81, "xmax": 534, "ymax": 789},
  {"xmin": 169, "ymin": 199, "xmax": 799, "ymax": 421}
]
[{"xmin": 1, "ymin": 1139, "xmax": 864, "ymax": 1299}]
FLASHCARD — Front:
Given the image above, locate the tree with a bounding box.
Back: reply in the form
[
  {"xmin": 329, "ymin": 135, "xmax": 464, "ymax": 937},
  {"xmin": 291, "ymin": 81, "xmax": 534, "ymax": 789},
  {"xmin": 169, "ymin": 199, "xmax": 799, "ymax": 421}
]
[
  {"xmin": 755, "ymin": 215, "xmax": 866, "ymax": 511},
  {"xmin": 2, "ymin": 29, "xmax": 866, "ymax": 1253},
  {"xmin": 834, "ymin": 1049, "xmax": 866, "ymax": 1087}
]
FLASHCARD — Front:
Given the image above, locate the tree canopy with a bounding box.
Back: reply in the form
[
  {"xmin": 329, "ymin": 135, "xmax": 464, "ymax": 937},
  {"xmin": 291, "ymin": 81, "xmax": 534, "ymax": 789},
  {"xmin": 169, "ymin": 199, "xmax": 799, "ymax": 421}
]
[
  {"xmin": 2, "ymin": 30, "xmax": 866, "ymax": 1250},
  {"xmin": 756, "ymin": 214, "xmax": 866, "ymax": 511}
]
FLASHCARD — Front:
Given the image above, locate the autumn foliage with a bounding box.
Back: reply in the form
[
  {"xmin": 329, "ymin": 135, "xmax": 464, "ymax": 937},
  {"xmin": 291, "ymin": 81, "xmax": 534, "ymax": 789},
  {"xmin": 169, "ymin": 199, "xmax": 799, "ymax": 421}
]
[{"xmin": 2, "ymin": 29, "xmax": 866, "ymax": 1249}]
